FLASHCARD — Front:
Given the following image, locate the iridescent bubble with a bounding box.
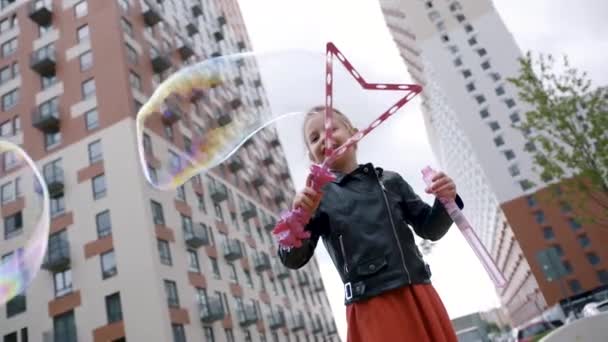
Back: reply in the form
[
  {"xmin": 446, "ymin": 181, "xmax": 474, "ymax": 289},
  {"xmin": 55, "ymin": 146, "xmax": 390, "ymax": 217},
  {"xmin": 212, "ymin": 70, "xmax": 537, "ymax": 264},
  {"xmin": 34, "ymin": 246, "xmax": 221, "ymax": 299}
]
[
  {"xmin": 136, "ymin": 48, "xmax": 416, "ymax": 190},
  {"xmin": 0, "ymin": 140, "xmax": 50, "ymax": 305}
]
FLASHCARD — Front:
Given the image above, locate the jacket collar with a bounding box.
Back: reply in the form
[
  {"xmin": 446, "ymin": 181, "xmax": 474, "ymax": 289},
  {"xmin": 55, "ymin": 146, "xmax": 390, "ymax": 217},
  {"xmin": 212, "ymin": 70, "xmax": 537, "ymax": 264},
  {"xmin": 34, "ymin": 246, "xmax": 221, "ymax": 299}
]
[{"xmin": 331, "ymin": 163, "xmax": 384, "ymax": 184}]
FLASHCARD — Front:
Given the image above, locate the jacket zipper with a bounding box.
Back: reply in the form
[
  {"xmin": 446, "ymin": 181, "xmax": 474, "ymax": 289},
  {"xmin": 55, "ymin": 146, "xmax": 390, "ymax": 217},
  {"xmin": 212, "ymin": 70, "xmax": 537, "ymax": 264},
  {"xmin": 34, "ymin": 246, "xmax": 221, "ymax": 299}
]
[
  {"xmin": 338, "ymin": 235, "xmax": 349, "ymax": 274},
  {"xmin": 376, "ymin": 172, "xmax": 411, "ymax": 281}
]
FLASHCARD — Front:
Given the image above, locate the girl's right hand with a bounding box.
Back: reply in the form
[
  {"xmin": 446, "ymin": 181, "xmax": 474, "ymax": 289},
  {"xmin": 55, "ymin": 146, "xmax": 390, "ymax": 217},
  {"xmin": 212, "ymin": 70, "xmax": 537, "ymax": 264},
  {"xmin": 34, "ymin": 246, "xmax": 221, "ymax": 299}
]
[{"xmin": 292, "ymin": 187, "xmax": 322, "ymax": 214}]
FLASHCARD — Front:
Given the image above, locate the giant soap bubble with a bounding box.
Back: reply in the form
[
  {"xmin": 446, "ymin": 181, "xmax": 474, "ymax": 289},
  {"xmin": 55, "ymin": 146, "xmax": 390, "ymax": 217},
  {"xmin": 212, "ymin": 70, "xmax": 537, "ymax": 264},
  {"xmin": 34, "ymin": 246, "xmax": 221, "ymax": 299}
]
[
  {"xmin": 135, "ymin": 46, "xmax": 419, "ymax": 191},
  {"xmin": 0, "ymin": 140, "xmax": 50, "ymax": 305}
]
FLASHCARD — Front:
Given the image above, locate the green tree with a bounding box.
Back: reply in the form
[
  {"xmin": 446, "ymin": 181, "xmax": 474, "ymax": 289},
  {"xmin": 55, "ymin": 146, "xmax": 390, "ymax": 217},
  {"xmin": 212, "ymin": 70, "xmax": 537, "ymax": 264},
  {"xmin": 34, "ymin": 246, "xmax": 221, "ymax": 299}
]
[{"xmin": 508, "ymin": 52, "xmax": 608, "ymax": 227}]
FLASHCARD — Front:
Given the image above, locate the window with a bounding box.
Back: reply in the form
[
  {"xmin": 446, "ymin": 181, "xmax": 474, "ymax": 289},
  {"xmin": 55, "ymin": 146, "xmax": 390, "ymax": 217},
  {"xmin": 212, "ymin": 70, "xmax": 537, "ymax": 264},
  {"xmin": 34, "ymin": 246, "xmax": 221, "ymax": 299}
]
[
  {"xmin": 568, "ymin": 279, "xmax": 582, "ymax": 294},
  {"xmin": 126, "ymin": 43, "xmax": 137, "ymax": 64},
  {"xmin": 45, "ymin": 132, "xmax": 62, "ymax": 150},
  {"xmin": 453, "ymin": 57, "xmax": 462, "ymax": 67},
  {"xmin": 54, "ymin": 269, "xmax": 72, "ymax": 297},
  {"xmin": 42, "ymin": 74, "xmax": 58, "ymax": 89},
  {"xmin": 143, "ymin": 133, "xmax": 152, "ymax": 154},
  {"xmin": 455, "ymin": 14, "xmax": 465, "ymax": 22},
  {"xmin": 214, "ymin": 202, "xmax": 224, "ymax": 222},
  {"xmin": 1, "ymin": 181, "xmax": 14, "ymax": 204},
  {"xmin": 493, "ymin": 136, "xmax": 504, "ymax": 147},
  {"xmin": 164, "ymin": 280, "xmax": 180, "ymax": 307},
  {"xmin": 203, "ymin": 326, "xmax": 215, "ymax": 342},
  {"xmin": 77, "ymin": 24, "xmax": 90, "ymax": 42},
  {"xmin": 503, "ymin": 150, "xmax": 515, "ymax": 160},
  {"xmin": 244, "ymin": 270, "xmax": 253, "ymax": 288},
  {"xmin": 464, "ymin": 23, "xmax": 473, "ymax": 33},
  {"xmin": 542, "ymin": 226, "xmax": 554, "ymax": 240},
  {"xmin": 164, "ymin": 125, "xmax": 174, "ymax": 140},
  {"xmin": 587, "ymin": 252, "xmax": 600, "ymax": 265},
  {"xmin": 96, "ymin": 210, "xmax": 112, "ymax": 238},
  {"xmin": 563, "ymin": 261, "xmax": 573, "ymax": 274},
  {"xmin": 569, "ymin": 218, "xmax": 581, "ymax": 230},
  {"xmin": 533, "ymin": 211, "xmax": 545, "ymax": 224},
  {"xmin": 479, "ymin": 108, "xmax": 489, "ymax": 119},
  {"xmin": 197, "ymin": 193, "xmax": 206, "ymax": 213},
  {"xmin": 489, "ymin": 121, "xmax": 500, "ymax": 131},
  {"xmin": 552, "ymin": 245, "xmax": 564, "ymax": 257},
  {"xmin": 53, "ymin": 311, "xmax": 77, "ymax": 342},
  {"xmin": 474, "ymin": 94, "xmax": 486, "ymax": 104},
  {"xmin": 578, "ymin": 234, "xmax": 590, "ymax": 248},
  {"xmin": 476, "ymin": 48, "xmax": 487, "ymax": 57},
  {"xmin": 225, "ymin": 329, "xmax": 235, "ymax": 342},
  {"xmin": 92, "ymin": 174, "xmax": 107, "ymax": 199},
  {"xmin": 118, "ymin": 0, "xmax": 129, "ymax": 12},
  {"xmin": 188, "ymin": 249, "xmax": 200, "ymax": 272},
  {"xmin": 105, "ymin": 292, "xmax": 123, "ymax": 323},
  {"xmin": 504, "ymin": 98, "xmax": 516, "ymax": 108},
  {"xmin": 441, "ymin": 34, "xmax": 449, "ymax": 42},
  {"xmin": 228, "ymin": 262, "xmax": 238, "ymax": 283},
  {"xmin": 51, "ymin": 196, "xmax": 65, "ymax": 218},
  {"xmin": 2, "ymin": 88, "xmax": 18, "ymax": 111},
  {"xmin": 100, "ymin": 250, "xmax": 117, "ymax": 279},
  {"xmin": 524, "ymin": 141, "xmax": 536, "ymax": 152},
  {"xmin": 120, "ymin": 18, "xmax": 133, "ymax": 37},
  {"xmin": 495, "ymin": 85, "xmax": 505, "ymax": 96},
  {"xmin": 85, "ymin": 108, "xmax": 99, "ymax": 130},
  {"xmin": 129, "ymin": 71, "xmax": 141, "ymax": 90},
  {"xmin": 6, "ymin": 294, "xmax": 25, "ymax": 318},
  {"xmin": 210, "ymin": 257, "xmax": 221, "ymax": 279},
  {"xmin": 183, "ymin": 136, "xmax": 192, "ymax": 154},
  {"xmin": 3, "ymin": 150, "xmax": 18, "ymax": 171},
  {"xmin": 466, "ymin": 82, "xmax": 475, "ymax": 92},
  {"xmin": 172, "ymin": 324, "xmax": 186, "ymax": 342},
  {"xmin": 3, "ymin": 332, "xmax": 17, "ymax": 342},
  {"xmin": 4, "ymin": 212, "xmax": 22, "ymax": 239},
  {"xmin": 82, "ymin": 78, "xmax": 96, "ymax": 99},
  {"xmin": 560, "ymin": 202, "xmax": 572, "ymax": 213},
  {"xmin": 481, "ymin": 60, "xmax": 491, "ymax": 70},
  {"xmin": 468, "ymin": 36, "xmax": 477, "ymax": 46},
  {"xmin": 462, "ymin": 69, "xmax": 471, "ymax": 78},
  {"xmin": 151, "ymin": 200, "xmax": 165, "ymax": 225},
  {"xmin": 79, "ymin": 51, "xmax": 93, "ymax": 70},
  {"xmin": 74, "ymin": 1, "xmax": 88, "ymax": 18},
  {"xmin": 526, "ymin": 195, "xmax": 536, "ymax": 207},
  {"xmin": 520, "ymin": 179, "xmax": 535, "ymax": 191},
  {"xmin": 88, "ymin": 140, "xmax": 103, "ymax": 164},
  {"xmin": 177, "ymin": 185, "xmax": 186, "ymax": 201},
  {"xmin": 1, "ymin": 38, "xmax": 17, "ymax": 57},
  {"xmin": 510, "ymin": 112, "xmax": 520, "ymax": 123},
  {"xmin": 158, "ymin": 239, "xmax": 172, "ymax": 265}
]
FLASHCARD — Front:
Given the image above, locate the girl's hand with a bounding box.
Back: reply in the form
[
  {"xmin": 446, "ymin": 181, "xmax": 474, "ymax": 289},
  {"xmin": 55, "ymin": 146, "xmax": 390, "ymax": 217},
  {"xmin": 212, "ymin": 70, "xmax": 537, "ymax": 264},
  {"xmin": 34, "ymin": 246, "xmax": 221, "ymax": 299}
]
[
  {"xmin": 425, "ymin": 171, "xmax": 457, "ymax": 200},
  {"xmin": 292, "ymin": 186, "xmax": 322, "ymax": 214}
]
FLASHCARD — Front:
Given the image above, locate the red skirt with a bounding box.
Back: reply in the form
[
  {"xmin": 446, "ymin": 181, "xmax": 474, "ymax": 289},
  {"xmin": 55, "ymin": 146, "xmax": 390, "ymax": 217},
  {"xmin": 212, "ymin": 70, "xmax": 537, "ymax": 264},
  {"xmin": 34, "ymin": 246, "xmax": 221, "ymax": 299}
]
[{"xmin": 346, "ymin": 284, "xmax": 458, "ymax": 342}]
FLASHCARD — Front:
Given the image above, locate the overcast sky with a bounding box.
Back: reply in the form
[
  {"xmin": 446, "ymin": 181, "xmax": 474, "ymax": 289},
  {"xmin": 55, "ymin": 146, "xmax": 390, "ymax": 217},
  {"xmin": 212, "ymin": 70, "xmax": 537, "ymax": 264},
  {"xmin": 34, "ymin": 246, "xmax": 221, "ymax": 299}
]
[{"xmin": 237, "ymin": 1, "xmax": 606, "ymax": 339}]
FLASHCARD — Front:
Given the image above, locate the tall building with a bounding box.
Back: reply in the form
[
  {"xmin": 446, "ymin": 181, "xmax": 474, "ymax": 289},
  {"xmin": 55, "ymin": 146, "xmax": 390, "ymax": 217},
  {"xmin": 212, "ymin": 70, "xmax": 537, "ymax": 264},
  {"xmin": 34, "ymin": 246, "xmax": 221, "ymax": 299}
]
[
  {"xmin": 379, "ymin": 0, "xmax": 608, "ymax": 326},
  {"xmin": 0, "ymin": 0, "xmax": 338, "ymax": 341}
]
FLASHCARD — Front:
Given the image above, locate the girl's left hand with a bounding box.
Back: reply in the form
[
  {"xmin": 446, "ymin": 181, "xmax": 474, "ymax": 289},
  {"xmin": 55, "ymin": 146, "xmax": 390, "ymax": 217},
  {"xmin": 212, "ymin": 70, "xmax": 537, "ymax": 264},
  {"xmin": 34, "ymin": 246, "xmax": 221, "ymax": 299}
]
[{"xmin": 425, "ymin": 171, "xmax": 457, "ymax": 200}]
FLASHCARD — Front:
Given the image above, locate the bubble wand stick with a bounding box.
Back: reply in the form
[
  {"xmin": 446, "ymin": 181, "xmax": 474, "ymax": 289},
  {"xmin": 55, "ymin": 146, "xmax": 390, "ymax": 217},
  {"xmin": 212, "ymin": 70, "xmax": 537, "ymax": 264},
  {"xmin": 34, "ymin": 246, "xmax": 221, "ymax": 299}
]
[{"xmin": 272, "ymin": 42, "xmax": 422, "ymax": 249}]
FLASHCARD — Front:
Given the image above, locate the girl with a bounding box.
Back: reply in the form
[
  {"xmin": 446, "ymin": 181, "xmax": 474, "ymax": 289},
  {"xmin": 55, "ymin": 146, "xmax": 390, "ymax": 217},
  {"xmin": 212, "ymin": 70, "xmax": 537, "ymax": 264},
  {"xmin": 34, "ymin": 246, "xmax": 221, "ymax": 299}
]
[{"xmin": 279, "ymin": 106, "xmax": 464, "ymax": 341}]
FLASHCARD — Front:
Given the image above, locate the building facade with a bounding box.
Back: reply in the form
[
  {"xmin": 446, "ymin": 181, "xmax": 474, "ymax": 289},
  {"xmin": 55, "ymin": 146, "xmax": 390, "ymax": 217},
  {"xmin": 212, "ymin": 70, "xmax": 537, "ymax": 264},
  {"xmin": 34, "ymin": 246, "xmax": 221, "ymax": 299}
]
[
  {"xmin": 379, "ymin": 0, "xmax": 608, "ymax": 326},
  {"xmin": 0, "ymin": 0, "xmax": 338, "ymax": 341}
]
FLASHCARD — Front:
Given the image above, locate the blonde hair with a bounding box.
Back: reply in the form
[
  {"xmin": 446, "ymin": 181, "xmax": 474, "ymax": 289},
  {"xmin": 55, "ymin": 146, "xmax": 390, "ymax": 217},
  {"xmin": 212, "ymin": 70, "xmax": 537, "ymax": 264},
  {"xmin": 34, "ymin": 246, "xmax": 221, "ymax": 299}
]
[{"xmin": 302, "ymin": 106, "xmax": 356, "ymax": 159}]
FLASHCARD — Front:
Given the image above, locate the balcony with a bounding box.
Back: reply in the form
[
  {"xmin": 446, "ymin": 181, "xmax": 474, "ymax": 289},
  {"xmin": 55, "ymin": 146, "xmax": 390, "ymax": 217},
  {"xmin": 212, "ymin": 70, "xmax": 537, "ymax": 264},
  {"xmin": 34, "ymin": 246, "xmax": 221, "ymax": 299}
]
[
  {"xmin": 326, "ymin": 320, "xmax": 338, "ymax": 335},
  {"xmin": 290, "ymin": 313, "xmax": 305, "ymax": 332},
  {"xmin": 150, "ymin": 48, "xmax": 172, "ymax": 74},
  {"xmin": 210, "ymin": 184, "xmax": 228, "ymax": 203},
  {"xmin": 238, "ymin": 303, "xmax": 258, "ymax": 326},
  {"xmin": 296, "ymin": 272, "xmax": 309, "ymax": 286},
  {"xmin": 200, "ymin": 297, "xmax": 225, "ymax": 323},
  {"xmin": 43, "ymin": 167, "xmax": 64, "ymax": 198},
  {"xmin": 313, "ymin": 278, "xmax": 324, "ymax": 292},
  {"xmin": 273, "ymin": 261, "xmax": 290, "ymax": 279},
  {"xmin": 312, "ymin": 316, "xmax": 324, "ymax": 334},
  {"xmin": 228, "ymin": 156, "xmax": 243, "ymax": 173},
  {"xmin": 30, "ymin": 45, "xmax": 56, "ymax": 76},
  {"xmin": 191, "ymin": 3, "xmax": 202, "ymax": 17},
  {"xmin": 253, "ymin": 251, "xmax": 271, "ymax": 272},
  {"xmin": 184, "ymin": 223, "xmax": 209, "ymax": 249},
  {"xmin": 177, "ymin": 39, "xmax": 195, "ymax": 60},
  {"xmin": 186, "ymin": 21, "xmax": 199, "ymax": 36},
  {"xmin": 240, "ymin": 203, "xmax": 257, "ymax": 220},
  {"xmin": 41, "ymin": 238, "xmax": 70, "ymax": 271},
  {"xmin": 29, "ymin": 0, "xmax": 53, "ymax": 26},
  {"xmin": 160, "ymin": 96, "xmax": 183, "ymax": 125},
  {"xmin": 142, "ymin": 0, "xmax": 162, "ymax": 26},
  {"xmin": 32, "ymin": 105, "xmax": 60, "ymax": 134},
  {"xmin": 223, "ymin": 238, "xmax": 243, "ymax": 261},
  {"xmin": 216, "ymin": 111, "xmax": 232, "ymax": 127},
  {"xmin": 268, "ymin": 309, "xmax": 286, "ymax": 329}
]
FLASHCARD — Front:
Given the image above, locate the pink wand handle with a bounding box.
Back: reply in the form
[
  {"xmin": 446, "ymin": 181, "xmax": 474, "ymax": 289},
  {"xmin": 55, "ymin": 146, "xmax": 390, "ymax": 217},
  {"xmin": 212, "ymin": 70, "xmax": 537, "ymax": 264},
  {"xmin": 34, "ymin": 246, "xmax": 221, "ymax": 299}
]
[{"xmin": 422, "ymin": 166, "xmax": 506, "ymax": 288}]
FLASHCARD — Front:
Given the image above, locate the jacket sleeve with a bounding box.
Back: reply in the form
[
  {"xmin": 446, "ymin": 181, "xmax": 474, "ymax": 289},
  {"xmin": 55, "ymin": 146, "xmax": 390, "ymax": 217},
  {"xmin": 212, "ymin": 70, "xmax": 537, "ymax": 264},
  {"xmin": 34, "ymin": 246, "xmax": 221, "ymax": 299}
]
[
  {"xmin": 397, "ymin": 175, "xmax": 464, "ymax": 241},
  {"xmin": 277, "ymin": 209, "xmax": 328, "ymax": 269}
]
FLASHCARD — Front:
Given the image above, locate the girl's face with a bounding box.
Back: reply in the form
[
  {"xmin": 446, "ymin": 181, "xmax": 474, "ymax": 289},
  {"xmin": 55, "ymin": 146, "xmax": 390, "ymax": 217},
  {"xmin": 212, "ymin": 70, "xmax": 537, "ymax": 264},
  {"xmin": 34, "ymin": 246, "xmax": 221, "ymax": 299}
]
[{"xmin": 304, "ymin": 111, "xmax": 357, "ymax": 170}]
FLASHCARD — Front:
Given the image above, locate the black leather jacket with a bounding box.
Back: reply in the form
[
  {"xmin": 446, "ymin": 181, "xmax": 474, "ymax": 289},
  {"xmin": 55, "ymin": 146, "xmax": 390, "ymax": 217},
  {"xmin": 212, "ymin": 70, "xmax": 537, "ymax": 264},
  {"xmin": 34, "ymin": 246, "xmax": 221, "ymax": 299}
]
[{"xmin": 278, "ymin": 163, "xmax": 464, "ymax": 305}]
